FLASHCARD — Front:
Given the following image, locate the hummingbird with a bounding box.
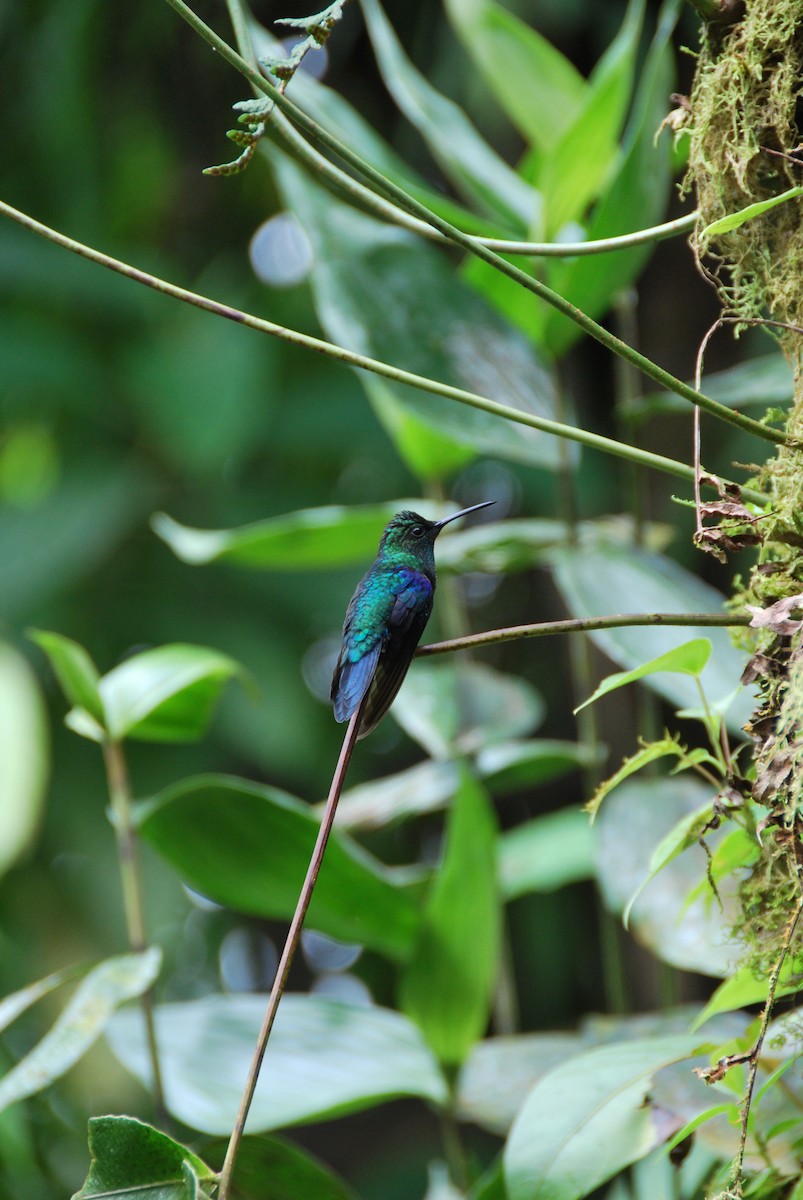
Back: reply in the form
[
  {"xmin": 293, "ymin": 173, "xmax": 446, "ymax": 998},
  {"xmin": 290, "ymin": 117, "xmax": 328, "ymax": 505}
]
[{"xmin": 331, "ymin": 501, "xmax": 494, "ymax": 738}]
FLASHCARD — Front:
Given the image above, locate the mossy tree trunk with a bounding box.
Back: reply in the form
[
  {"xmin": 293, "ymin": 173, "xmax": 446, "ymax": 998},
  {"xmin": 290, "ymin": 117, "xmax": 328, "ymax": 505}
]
[{"xmin": 687, "ymin": 0, "xmax": 803, "ymax": 989}]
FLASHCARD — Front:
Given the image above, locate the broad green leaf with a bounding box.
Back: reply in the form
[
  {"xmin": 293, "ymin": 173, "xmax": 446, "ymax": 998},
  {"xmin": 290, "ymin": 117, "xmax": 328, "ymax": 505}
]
[
  {"xmin": 0, "ymin": 966, "xmax": 77, "ymax": 1034},
  {"xmin": 96, "ymin": 644, "xmax": 241, "ymax": 743},
  {"xmin": 135, "ymin": 775, "xmax": 421, "ymax": 960},
  {"xmin": 0, "ymin": 949, "xmax": 161, "ymax": 1112},
  {"xmin": 541, "ymin": 2, "xmax": 677, "ymax": 354},
  {"xmin": 499, "ymin": 807, "xmax": 595, "ymax": 899},
  {"xmin": 433, "ymin": 517, "xmax": 567, "ymax": 573},
  {"xmin": 693, "ymin": 960, "xmax": 803, "ymax": 1031},
  {"xmin": 478, "ymin": 739, "xmax": 599, "ymax": 795},
  {"xmin": 0, "ymin": 644, "xmax": 48, "ymax": 877},
  {"xmin": 576, "ymin": 639, "xmax": 712, "ymax": 712},
  {"xmin": 622, "ymin": 800, "xmax": 714, "ymax": 927},
  {"xmin": 551, "ymin": 539, "xmax": 753, "ymax": 728},
  {"xmin": 365, "ymin": 378, "xmax": 476, "ymax": 481},
  {"xmin": 503, "ymin": 1035, "xmax": 701, "ymax": 1200},
  {"xmin": 155, "ymin": 506, "xmax": 669, "ymax": 584},
  {"xmin": 398, "ymin": 769, "xmax": 500, "ymax": 1065},
  {"xmin": 73, "ymin": 1116, "xmax": 216, "ymax": 1200},
  {"xmin": 107, "ymin": 994, "xmax": 448, "ymax": 1132},
  {"xmin": 458, "ymin": 1032, "xmax": 582, "ymax": 1135},
  {"xmin": 637, "ymin": 352, "xmax": 794, "ymax": 418},
  {"xmin": 153, "ymin": 500, "xmax": 443, "ymax": 569},
  {"xmin": 335, "ymin": 760, "xmax": 460, "ymax": 831},
  {"xmin": 270, "ymin": 151, "xmax": 564, "ymax": 470},
  {"xmin": 442, "ymin": 0, "xmax": 585, "ymax": 151},
  {"xmin": 702, "ymin": 186, "xmax": 803, "ymax": 238},
  {"xmin": 392, "ymin": 662, "xmax": 544, "ymax": 759},
  {"xmin": 538, "ymin": 0, "xmax": 644, "ymax": 235},
  {"xmin": 202, "ymin": 1134, "xmax": 359, "ymax": 1200},
  {"xmin": 361, "ymin": 0, "xmax": 536, "ymax": 228},
  {"xmin": 595, "ymin": 777, "xmax": 739, "ymax": 976},
  {"xmin": 28, "ymin": 629, "xmax": 104, "ymax": 724},
  {"xmin": 334, "ymin": 742, "xmax": 590, "ymax": 832}
]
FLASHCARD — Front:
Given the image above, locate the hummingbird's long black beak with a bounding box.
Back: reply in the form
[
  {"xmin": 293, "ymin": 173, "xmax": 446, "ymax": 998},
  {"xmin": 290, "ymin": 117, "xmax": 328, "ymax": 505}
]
[{"xmin": 433, "ymin": 500, "xmax": 495, "ymax": 533}]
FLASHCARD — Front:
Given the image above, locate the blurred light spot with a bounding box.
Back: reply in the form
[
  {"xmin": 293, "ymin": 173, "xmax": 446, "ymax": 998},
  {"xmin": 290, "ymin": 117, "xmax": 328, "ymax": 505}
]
[
  {"xmin": 311, "ymin": 973, "xmax": 372, "ymax": 1006},
  {"xmin": 301, "ymin": 929, "xmax": 362, "ymax": 973},
  {"xmin": 0, "ymin": 423, "xmax": 60, "ymax": 508},
  {"xmin": 249, "ymin": 213, "xmax": 313, "ymax": 287},
  {"xmin": 302, "ymin": 636, "xmax": 340, "ymax": 703},
  {"xmin": 461, "ymin": 571, "xmax": 501, "ymax": 605},
  {"xmin": 220, "ymin": 926, "xmax": 278, "ymax": 992},
  {"xmin": 454, "ymin": 461, "xmax": 518, "ymax": 518}
]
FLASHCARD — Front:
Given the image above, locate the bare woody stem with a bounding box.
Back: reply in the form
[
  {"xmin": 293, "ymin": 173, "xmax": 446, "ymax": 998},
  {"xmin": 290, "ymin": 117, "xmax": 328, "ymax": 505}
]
[
  {"xmin": 163, "ymin": 0, "xmax": 787, "ymax": 448},
  {"xmin": 217, "ymin": 706, "xmax": 363, "ymax": 1200},
  {"xmin": 416, "ymin": 611, "xmax": 752, "ymax": 657},
  {"xmin": 101, "ymin": 739, "xmax": 165, "ymax": 1114}
]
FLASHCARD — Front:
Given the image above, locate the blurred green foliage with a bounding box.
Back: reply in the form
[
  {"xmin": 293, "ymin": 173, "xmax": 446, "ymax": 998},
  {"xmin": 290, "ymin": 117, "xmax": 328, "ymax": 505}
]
[{"xmin": 1, "ymin": 0, "xmax": 797, "ymax": 1198}]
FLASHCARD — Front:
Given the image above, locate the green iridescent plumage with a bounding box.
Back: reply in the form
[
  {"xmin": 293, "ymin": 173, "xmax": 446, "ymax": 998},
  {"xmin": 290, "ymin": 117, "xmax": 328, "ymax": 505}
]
[{"xmin": 331, "ymin": 502, "xmax": 493, "ymax": 738}]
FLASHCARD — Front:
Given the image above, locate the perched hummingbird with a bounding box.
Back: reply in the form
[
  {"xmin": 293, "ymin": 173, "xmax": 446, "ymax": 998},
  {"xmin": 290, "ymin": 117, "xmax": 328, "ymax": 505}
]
[{"xmin": 331, "ymin": 501, "xmax": 494, "ymax": 738}]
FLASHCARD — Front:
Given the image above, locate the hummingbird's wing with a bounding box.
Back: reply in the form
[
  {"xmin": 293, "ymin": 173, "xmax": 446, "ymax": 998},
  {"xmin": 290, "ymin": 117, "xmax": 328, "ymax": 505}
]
[{"xmin": 331, "ymin": 568, "xmax": 433, "ymax": 736}]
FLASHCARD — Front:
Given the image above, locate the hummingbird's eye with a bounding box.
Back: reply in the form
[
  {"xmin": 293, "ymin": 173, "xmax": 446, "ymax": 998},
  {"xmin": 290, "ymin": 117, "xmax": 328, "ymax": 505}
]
[{"xmin": 411, "ymin": 525, "xmax": 424, "ymax": 538}]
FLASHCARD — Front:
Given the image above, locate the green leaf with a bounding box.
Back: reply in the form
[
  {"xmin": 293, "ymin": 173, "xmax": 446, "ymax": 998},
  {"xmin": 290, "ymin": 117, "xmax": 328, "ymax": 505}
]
[
  {"xmin": 135, "ymin": 775, "xmax": 421, "ymax": 960},
  {"xmin": 541, "ymin": 2, "xmax": 676, "ymax": 355},
  {"xmin": 0, "ymin": 643, "xmax": 48, "ymax": 877},
  {"xmin": 499, "ymin": 807, "xmax": 595, "ymax": 900},
  {"xmin": 398, "ymin": 769, "xmax": 499, "ymax": 1065},
  {"xmin": 551, "ymin": 539, "xmax": 753, "ymax": 728},
  {"xmin": 28, "ymin": 629, "xmax": 104, "ymax": 725},
  {"xmin": 458, "ymin": 1032, "xmax": 582, "ymax": 1136},
  {"xmin": 250, "ymin": 16, "xmax": 502, "ymax": 237},
  {"xmin": 334, "ymin": 742, "xmax": 591, "ymax": 833},
  {"xmin": 478, "ymin": 739, "xmax": 599, "ymax": 795},
  {"xmin": 693, "ymin": 960, "xmax": 803, "ymax": 1031},
  {"xmin": 622, "ymin": 800, "xmax": 714, "ymax": 928},
  {"xmin": 107, "ymin": 994, "xmax": 448, "ymax": 1133},
  {"xmin": 537, "ymin": 0, "xmax": 644, "ymax": 235},
  {"xmin": 586, "ymin": 737, "xmax": 693, "ymax": 820},
  {"xmin": 270, "ymin": 150, "xmax": 564, "ymax": 471},
  {"xmin": 702, "ymin": 186, "xmax": 803, "ymax": 238},
  {"xmin": 503, "ymin": 1035, "xmax": 701, "ymax": 1200},
  {"xmin": 73, "ymin": 1116, "xmax": 216, "ymax": 1200},
  {"xmin": 392, "ymin": 663, "xmax": 544, "ymax": 759},
  {"xmin": 335, "ymin": 760, "xmax": 461, "ymax": 831},
  {"xmin": 576, "ymin": 639, "xmax": 712, "ymax": 713},
  {"xmin": 361, "ymin": 0, "xmax": 536, "ymax": 228},
  {"xmin": 442, "ymin": 0, "xmax": 585, "ymax": 151},
  {"xmin": 97, "ymin": 644, "xmax": 241, "ymax": 743},
  {"xmin": 0, "ymin": 966, "xmax": 77, "ymax": 1035},
  {"xmin": 664, "ymin": 1103, "xmax": 739, "ymax": 1157},
  {"xmin": 153, "ymin": 500, "xmax": 444, "ymax": 569},
  {"xmin": 0, "ymin": 949, "xmax": 161, "ymax": 1112},
  {"xmin": 365, "ymin": 378, "xmax": 477, "ymax": 481},
  {"xmin": 202, "ymin": 1134, "xmax": 359, "ymax": 1200},
  {"xmin": 595, "ymin": 777, "xmax": 739, "ymax": 976}
]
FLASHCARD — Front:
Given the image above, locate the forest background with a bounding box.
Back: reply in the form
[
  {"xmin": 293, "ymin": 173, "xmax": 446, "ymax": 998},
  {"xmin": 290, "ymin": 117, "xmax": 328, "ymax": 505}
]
[{"xmin": 1, "ymin": 0, "xmax": 799, "ymax": 1198}]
